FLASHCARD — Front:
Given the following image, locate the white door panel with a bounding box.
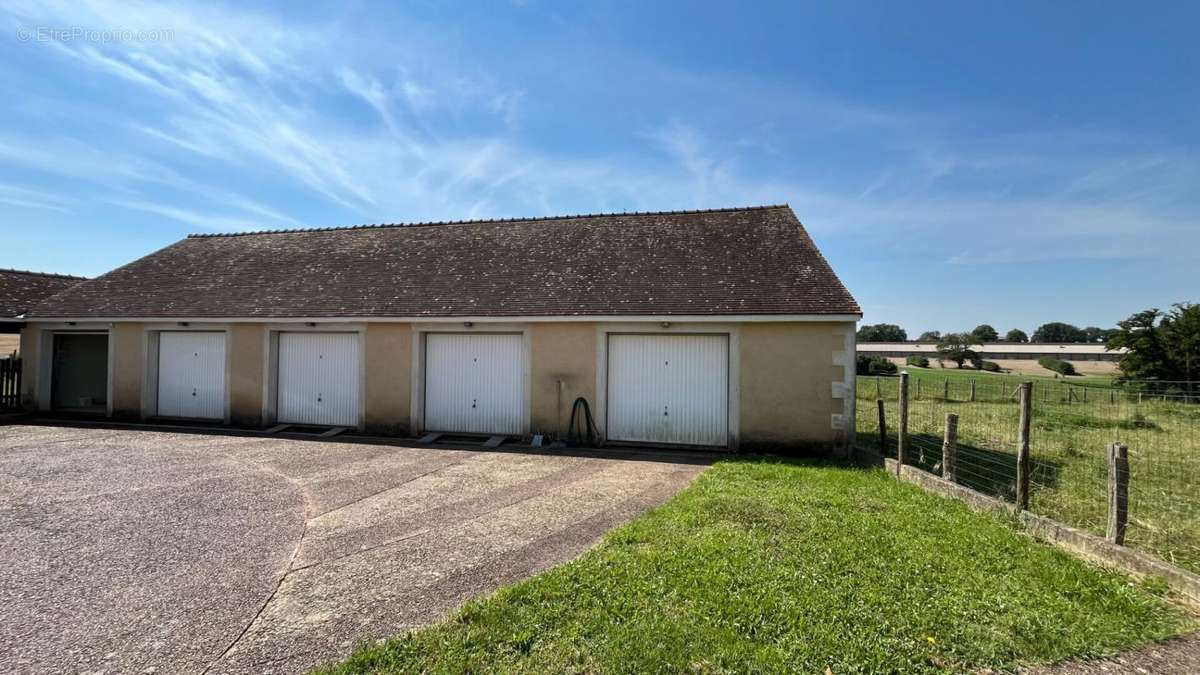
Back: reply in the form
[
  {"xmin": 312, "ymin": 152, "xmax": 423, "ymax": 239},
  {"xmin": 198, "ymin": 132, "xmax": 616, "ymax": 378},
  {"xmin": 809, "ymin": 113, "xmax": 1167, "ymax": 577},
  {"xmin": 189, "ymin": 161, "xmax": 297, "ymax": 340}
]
[
  {"xmin": 607, "ymin": 334, "xmax": 728, "ymax": 446},
  {"xmin": 277, "ymin": 332, "xmax": 361, "ymax": 427},
  {"xmin": 424, "ymin": 333, "xmax": 525, "ymax": 435},
  {"xmin": 157, "ymin": 331, "xmax": 226, "ymax": 419}
]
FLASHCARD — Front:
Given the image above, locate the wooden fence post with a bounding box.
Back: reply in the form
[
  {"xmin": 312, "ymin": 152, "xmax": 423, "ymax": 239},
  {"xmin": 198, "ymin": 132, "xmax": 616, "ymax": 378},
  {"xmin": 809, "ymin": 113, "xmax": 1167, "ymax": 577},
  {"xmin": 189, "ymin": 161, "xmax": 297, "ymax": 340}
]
[
  {"xmin": 877, "ymin": 399, "xmax": 887, "ymax": 454},
  {"xmin": 1083, "ymin": 387, "xmax": 1088, "ymax": 403},
  {"xmin": 943, "ymin": 378, "xmax": 949, "ymax": 400},
  {"xmin": 897, "ymin": 372, "xmax": 909, "ymax": 476},
  {"xmin": 970, "ymin": 379, "xmax": 976, "ymax": 402},
  {"xmin": 1016, "ymin": 382, "xmax": 1033, "ymax": 510},
  {"xmin": 942, "ymin": 413, "xmax": 958, "ymax": 482},
  {"xmin": 1107, "ymin": 442, "xmax": 1129, "ymax": 545}
]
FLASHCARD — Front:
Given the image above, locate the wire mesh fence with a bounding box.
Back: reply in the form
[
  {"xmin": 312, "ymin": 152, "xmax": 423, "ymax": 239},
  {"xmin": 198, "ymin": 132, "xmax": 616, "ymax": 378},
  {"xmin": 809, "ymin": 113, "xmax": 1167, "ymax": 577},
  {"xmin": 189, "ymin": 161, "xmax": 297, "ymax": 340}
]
[{"xmin": 856, "ymin": 372, "xmax": 1200, "ymax": 574}]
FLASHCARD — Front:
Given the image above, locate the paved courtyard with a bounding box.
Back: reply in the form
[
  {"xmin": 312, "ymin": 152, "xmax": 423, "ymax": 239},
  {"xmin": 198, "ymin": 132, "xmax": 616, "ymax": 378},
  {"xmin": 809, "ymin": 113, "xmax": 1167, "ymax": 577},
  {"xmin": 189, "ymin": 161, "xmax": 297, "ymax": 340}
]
[{"xmin": 0, "ymin": 424, "xmax": 709, "ymax": 674}]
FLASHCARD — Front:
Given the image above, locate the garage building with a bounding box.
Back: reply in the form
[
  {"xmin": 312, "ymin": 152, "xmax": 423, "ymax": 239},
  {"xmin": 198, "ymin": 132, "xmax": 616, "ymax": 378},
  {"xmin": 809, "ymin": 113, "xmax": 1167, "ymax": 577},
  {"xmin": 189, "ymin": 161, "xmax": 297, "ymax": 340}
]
[{"xmin": 19, "ymin": 205, "xmax": 860, "ymax": 451}]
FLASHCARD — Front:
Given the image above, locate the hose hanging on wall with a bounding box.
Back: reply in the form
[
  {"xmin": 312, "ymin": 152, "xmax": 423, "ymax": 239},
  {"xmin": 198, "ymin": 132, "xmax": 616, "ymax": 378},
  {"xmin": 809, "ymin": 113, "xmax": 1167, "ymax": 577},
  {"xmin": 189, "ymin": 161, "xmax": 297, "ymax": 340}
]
[{"xmin": 566, "ymin": 396, "xmax": 599, "ymax": 447}]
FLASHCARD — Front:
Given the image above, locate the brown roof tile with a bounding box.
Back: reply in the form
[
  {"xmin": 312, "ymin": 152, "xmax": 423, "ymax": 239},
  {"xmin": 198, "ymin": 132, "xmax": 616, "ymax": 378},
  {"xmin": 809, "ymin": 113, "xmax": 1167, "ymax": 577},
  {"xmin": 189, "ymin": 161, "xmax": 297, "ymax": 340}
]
[
  {"xmin": 26, "ymin": 205, "xmax": 860, "ymax": 319},
  {"xmin": 0, "ymin": 268, "xmax": 88, "ymax": 318}
]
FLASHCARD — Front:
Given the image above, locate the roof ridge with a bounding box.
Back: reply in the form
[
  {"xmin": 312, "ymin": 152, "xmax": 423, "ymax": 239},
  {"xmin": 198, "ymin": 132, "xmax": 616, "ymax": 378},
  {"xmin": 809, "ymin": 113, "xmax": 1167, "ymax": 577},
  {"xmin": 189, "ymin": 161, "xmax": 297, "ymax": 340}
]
[
  {"xmin": 0, "ymin": 267, "xmax": 88, "ymax": 280},
  {"xmin": 186, "ymin": 204, "xmax": 791, "ymax": 238}
]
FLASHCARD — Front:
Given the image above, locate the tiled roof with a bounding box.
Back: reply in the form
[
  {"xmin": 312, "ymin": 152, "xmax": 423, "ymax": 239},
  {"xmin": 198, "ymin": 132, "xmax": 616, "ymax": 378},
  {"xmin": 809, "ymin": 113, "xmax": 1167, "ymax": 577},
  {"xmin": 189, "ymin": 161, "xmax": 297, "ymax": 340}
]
[
  {"xmin": 26, "ymin": 205, "xmax": 861, "ymax": 319},
  {"xmin": 0, "ymin": 268, "xmax": 88, "ymax": 318}
]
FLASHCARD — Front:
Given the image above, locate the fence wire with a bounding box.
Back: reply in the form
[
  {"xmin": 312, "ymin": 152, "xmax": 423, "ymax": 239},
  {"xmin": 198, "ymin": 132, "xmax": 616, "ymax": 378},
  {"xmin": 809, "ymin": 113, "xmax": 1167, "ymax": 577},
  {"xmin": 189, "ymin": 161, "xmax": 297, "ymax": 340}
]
[{"xmin": 856, "ymin": 372, "xmax": 1200, "ymax": 575}]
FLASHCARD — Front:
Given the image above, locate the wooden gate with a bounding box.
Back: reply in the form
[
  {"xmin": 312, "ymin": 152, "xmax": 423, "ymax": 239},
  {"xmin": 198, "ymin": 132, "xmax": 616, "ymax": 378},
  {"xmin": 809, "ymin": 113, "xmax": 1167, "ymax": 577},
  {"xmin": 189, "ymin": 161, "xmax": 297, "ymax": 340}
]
[{"xmin": 0, "ymin": 357, "xmax": 21, "ymax": 409}]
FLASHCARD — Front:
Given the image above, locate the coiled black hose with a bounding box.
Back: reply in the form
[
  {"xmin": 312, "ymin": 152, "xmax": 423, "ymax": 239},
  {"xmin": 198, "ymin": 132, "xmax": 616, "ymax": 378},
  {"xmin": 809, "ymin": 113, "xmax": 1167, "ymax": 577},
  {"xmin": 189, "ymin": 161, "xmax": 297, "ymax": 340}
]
[{"xmin": 566, "ymin": 396, "xmax": 599, "ymax": 446}]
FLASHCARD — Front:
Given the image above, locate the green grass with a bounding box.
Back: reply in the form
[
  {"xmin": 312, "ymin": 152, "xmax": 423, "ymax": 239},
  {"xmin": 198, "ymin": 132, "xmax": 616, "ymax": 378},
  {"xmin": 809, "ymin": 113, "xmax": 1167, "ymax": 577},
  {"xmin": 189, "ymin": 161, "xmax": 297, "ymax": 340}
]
[
  {"xmin": 315, "ymin": 459, "xmax": 1187, "ymax": 675},
  {"xmin": 858, "ymin": 376, "xmax": 1200, "ymax": 574}
]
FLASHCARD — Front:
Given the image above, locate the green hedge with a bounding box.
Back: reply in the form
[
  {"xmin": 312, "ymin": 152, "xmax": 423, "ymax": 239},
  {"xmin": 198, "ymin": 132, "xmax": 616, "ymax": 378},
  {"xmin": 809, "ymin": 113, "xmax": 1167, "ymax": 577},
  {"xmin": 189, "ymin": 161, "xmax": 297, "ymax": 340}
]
[
  {"xmin": 905, "ymin": 355, "xmax": 930, "ymax": 368},
  {"xmin": 1038, "ymin": 356, "xmax": 1077, "ymax": 376},
  {"xmin": 856, "ymin": 355, "xmax": 897, "ymax": 376}
]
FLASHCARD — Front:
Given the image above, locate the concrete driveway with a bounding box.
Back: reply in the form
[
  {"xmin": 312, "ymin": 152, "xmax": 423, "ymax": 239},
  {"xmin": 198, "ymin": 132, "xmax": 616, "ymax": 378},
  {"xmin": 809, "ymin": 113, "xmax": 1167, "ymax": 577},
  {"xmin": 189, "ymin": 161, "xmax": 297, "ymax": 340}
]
[{"xmin": 0, "ymin": 424, "xmax": 710, "ymax": 674}]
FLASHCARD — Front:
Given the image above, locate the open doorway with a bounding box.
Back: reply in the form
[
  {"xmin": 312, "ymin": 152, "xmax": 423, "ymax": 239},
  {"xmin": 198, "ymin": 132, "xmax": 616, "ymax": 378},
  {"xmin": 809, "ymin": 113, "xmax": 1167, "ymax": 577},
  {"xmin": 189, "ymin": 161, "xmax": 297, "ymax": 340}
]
[{"xmin": 51, "ymin": 333, "xmax": 108, "ymax": 413}]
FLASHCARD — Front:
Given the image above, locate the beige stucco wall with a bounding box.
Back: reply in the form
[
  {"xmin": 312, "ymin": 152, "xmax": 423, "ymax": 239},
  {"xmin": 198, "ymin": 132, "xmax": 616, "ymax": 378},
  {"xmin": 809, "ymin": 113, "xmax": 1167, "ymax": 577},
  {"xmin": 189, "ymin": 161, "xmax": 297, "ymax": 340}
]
[
  {"xmin": 228, "ymin": 323, "xmax": 265, "ymax": 426},
  {"xmin": 364, "ymin": 323, "xmax": 412, "ymax": 434},
  {"xmin": 19, "ymin": 324, "xmax": 40, "ymax": 407},
  {"xmin": 15, "ymin": 319, "xmax": 854, "ymax": 452},
  {"xmin": 738, "ymin": 322, "xmax": 850, "ymax": 452},
  {"xmin": 529, "ymin": 322, "xmax": 598, "ymax": 437},
  {"xmin": 109, "ymin": 322, "xmax": 144, "ymax": 419}
]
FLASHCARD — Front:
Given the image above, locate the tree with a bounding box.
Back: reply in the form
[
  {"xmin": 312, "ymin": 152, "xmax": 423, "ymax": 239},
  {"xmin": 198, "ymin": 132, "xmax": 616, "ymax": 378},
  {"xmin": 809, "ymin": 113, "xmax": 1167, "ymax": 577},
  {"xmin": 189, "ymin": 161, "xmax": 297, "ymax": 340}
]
[
  {"xmin": 936, "ymin": 333, "xmax": 978, "ymax": 369},
  {"xmin": 1004, "ymin": 328, "xmax": 1029, "ymax": 343},
  {"xmin": 1162, "ymin": 303, "xmax": 1200, "ymax": 388},
  {"xmin": 917, "ymin": 330, "xmax": 941, "ymax": 342},
  {"xmin": 1032, "ymin": 322, "xmax": 1088, "ymax": 343},
  {"xmin": 857, "ymin": 323, "xmax": 907, "ymax": 342},
  {"xmin": 1113, "ymin": 304, "xmax": 1200, "ymax": 389},
  {"xmin": 1084, "ymin": 326, "xmax": 1118, "ymax": 343},
  {"xmin": 970, "ymin": 324, "xmax": 999, "ymax": 343},
  {"xmin": 1108, "ymin": 309, "xmax": 1174, "ymax": 382}
]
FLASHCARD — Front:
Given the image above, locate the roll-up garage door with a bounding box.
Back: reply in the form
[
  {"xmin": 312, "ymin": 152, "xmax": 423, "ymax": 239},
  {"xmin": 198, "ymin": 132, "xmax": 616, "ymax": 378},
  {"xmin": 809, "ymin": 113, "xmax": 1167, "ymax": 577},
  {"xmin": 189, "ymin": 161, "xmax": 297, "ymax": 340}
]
[
  {"xmin": 157, "ymin": 331, "xmax": 226, "ymax": 419},
  {"xmin": 606, "ymin": 334, "xmax": 728, "ymax": 446},
  {"xmin": 424, "ymin": 333, "xmax": 525, "ymax": 435},
  {"xmin": 277, "ymin": 332, "xmax": 361, "ymax": 427}
]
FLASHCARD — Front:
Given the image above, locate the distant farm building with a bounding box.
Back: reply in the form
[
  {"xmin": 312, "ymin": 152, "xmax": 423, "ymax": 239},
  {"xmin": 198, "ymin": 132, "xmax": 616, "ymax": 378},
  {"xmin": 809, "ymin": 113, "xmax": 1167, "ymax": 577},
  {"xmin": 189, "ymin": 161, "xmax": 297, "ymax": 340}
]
[{"xmin": 858, "ymin": 342, "xmax": 1126, "ymax": 362}]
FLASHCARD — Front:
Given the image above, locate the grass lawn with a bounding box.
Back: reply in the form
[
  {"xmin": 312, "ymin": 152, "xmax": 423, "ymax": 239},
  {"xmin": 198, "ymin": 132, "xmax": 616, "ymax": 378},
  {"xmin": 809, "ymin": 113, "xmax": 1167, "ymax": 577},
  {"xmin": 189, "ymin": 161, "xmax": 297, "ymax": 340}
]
[
  {"xmin": 858, "ymin": 375, "xmax": 1200, "ymax": 574},
  {"xmin": 316, "ymin": 459, "xmax": 1188, "ymax": 674}
]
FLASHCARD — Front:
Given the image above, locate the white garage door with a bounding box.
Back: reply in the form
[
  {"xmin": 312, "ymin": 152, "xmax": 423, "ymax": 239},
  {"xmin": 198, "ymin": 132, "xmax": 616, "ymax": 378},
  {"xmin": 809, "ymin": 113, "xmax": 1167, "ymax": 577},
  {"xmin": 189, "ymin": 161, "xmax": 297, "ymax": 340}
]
[
  {"xmin": 157, "ymin": 331, "xmax": 226, "ymax": 419},
  {"xmin": 277, "ymin": 332, "xmax": 361, "ymax": 427},
  {"xmin": 607, "ymin": 334, "xmax": 729, "ymax": 446},
  {"xmin": 424, "ymin": 333, "xmax": 525, "ymax": 435}
]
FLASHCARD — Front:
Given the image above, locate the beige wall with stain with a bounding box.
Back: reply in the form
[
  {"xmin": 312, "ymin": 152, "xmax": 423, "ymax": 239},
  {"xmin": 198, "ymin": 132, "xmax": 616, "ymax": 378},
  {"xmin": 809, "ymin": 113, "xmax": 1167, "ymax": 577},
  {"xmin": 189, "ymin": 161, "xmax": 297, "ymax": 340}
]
[
  {"xmin": 739, "ymin": 322, "xmax": 846, "ymax": 451},
  {"xmin": 109, "ymin": 322, "xmax": 143, "ymax": 419},
  {"xmin": 228, "ymin": 323, "xmax": 265, "ymax": 426},
  {"xmin": 364, "ymin": 323, "xmax": 412, "ymax": 434},
  {"xmin": 16, "ymin": 319, "xmax": 853, "ymax": 452},
  {"xmin": 529, "ymin": 322, "xmax": 598, "ymax": 438},
  {"xmin": 18, "ymin": 324, "xmax": 40, "ymax": 407}
]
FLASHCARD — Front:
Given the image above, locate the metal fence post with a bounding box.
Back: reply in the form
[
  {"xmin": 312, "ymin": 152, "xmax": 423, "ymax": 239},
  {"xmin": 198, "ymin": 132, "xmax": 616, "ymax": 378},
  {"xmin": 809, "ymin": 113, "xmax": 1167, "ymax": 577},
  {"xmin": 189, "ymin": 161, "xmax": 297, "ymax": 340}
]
[
  {"xmin": 1107, "ymin": 442, "xmax": 1129, "ymax": 545},
  {"xmin": 897, "ymin": 372, "xmax": 909, "ymax": 476},
  {"xmin": 942, "ymin": 413, "xmax": 958, "ymax": 482},
  {"xmin": 1016, "ymin": 382, "xmax": 1033, "ymax": 510},
  {"xmin": 916, "ymin": 378, "xmax": 922, "ymax": 400},
  {"xmin": 943, "ymin": 378, "xmax": 949, "ymax": 400},
  {"xmin": 970, "ymin": 379, "xmax": 976, "ymax": 402}
]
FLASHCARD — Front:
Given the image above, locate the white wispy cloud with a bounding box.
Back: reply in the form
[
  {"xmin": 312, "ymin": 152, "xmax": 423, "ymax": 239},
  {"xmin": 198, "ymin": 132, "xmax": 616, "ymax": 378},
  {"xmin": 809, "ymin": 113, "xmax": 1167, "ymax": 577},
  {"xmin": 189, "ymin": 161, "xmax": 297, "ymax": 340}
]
[
  {"xmin": 0, "ymin": 0, "xmax": 1195, "ymax": 270},
  {"xmin": 0, "ymin": 183, "xmax": 72, "ymax": 213}
]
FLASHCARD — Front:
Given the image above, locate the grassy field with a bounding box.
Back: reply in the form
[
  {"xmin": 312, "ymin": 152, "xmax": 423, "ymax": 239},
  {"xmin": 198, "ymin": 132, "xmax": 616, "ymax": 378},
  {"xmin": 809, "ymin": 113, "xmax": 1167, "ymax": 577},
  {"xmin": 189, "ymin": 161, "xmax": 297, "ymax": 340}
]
[
  {"xmin": 857, "ymin": 372, "xmax": 1200, "ymax": 574},
  {"xmin": 317, "ymin": 460, "xmax": 1187, "ymax": 674},
  {"xmin": 865, "ymin": 363, "xmax": 1116, "ymax": 393}
]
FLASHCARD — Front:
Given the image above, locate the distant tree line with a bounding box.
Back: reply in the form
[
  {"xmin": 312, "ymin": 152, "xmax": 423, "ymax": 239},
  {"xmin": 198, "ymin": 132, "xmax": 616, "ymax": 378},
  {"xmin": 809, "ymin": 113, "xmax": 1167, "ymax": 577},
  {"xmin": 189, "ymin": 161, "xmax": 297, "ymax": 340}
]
[
  {"xmin": 1109, "ymin": 303, "xmax": 1200, "ymax": 388},
  {"xmin": 857, "ymin": 322, "xmax": 1116, "ymax": 344}
]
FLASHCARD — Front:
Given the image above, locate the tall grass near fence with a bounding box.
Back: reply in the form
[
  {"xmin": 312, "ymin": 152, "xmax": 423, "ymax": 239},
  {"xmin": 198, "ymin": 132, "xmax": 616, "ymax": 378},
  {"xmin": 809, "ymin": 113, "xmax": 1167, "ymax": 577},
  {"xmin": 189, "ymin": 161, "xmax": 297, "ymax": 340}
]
[{"xmin": 857, "ymin": 372, "xmax": 1200, "ymax": 575}]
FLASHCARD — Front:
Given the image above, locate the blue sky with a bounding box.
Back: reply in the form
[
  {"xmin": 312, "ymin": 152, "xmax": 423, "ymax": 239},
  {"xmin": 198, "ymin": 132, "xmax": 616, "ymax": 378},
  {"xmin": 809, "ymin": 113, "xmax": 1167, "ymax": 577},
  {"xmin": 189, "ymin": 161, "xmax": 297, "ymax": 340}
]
[{"xmin": 0, "ymin": 1, "xmax": 1196, "ymax": 334}]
